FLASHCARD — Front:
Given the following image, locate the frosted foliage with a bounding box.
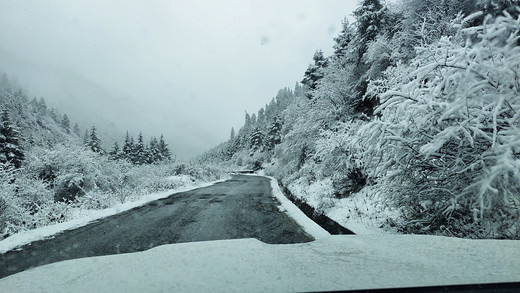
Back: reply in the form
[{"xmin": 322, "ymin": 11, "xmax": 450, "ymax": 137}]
[
  {"xmin": 359, "ymin": 35, "xmax": 395, "ymax": 98},
  {"xmin": 312, "ymin": 63, "xmax": 358, "ymax": 118},
  {"xmin": 359, "ymin": 13, "xmax": 520, "ymax": 238},
  {"xmin": 0, "ymin": 164, "xmax": 58, "ymax": 236},
  {"xmin": 315, "ymin": 121, "xmax": 364, "ymax": 179},
  {"xmin": 0, "ymin": 143, "xmax": 225, "ymax": 238}
]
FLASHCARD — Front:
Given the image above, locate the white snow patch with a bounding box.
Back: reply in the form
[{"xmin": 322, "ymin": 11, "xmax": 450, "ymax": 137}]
[
  {"xmin": 327, "ymin": 185, "xmax": 401, "ymax": 235},
  {"xmin": 265, "ymin": 175, "xmax": 330, "ymax": 239},
  {"xmin": 255, "ymin": 169, "xmax": 266, "ymax": 176},
  {"xmin": 0, "ymin": 178, "xmax": 228, "ymax": 254},
  {"xmin": 286, "ymin": 177, "xmax": 400, "ymax": 235},
  {"xmin": 1, "ymin": 235, "xmax": 518, "ymax": 293}
]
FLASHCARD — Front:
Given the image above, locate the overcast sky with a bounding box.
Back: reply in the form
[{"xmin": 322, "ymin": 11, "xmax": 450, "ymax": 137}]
[{"xmin": 0, "ymin": 0, "xmax": 357, "ymax": 159}]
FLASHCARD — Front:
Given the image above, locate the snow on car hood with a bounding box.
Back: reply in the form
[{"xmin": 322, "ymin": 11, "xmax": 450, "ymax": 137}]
[{"xmin": 1, "ymin": 234, "xmax": 519, "ymax": 293}]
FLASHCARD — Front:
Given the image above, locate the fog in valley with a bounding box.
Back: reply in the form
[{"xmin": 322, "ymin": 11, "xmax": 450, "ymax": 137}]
[{"xmin": 0, "ymin": 0, "xmax": 356, "ymax": 158}]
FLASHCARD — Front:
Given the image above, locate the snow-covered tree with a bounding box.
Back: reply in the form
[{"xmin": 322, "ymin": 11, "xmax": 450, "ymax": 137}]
[
  {"xmin": 332, "ymin": 19, "xmax": 358, "ymax": 66},
  {"xmin": 256, "ymin": 108, "xmax": 266, "ymax": 128},
  {"xmin": 302, "ymin": 50, "xmax": 329, "ymax": 98},
  {"xmin": 73, "ymin": 123, "xmax": 81, "ymax": 137},
  {"xmin": 0, "ymin": 109, "xmax": 24, "ymax": 168},
  {"xmin": 37, "ymin": 98, "xmax": 47, "ymax": 116},
  {"xmin": 61, "ymin": 114, "xmax": 70, "ymax": 134},
  {"xmin": 294, "ymin": 82, "xmax": 304, "ymax": 98},
  {"xmin": 133, "ymin": 132, "xmax": 146, "ymax": 165},
  {"xmin": 358, "ymin": 11, "xmax": 520, "ymax": 237},
  {"xmin": 354, "ymin": 0, "xmax": 387, "ymax": 46},
  {"xmin": 109, "ymin": 142, "xmax": 121, "ymax": 160},
  {"xmin": 249, "ymin": 127, "xmax": 264, "ymax": 155},
  {"xmin": 147, "ymin": 136, "xmax": 160, "ymax": 163},
  {"xmin": 244, "ymin": 111, "xmax": 252, "ymax": 130},
  {"xmin": 230, "ymin": 127, "xmax": 235, "ymax": 141},
  {"xmin": 158, "ymin": 135, "xmax": 171, "ymax": 161},
  {"xmin": 265, "ymin": 117, "xmax": 282, "ymax": 152},
  {"xmin": 85, "ymin": 126, "xmax": 104, "ymax": 154},
  {"xmin": 122, "ymin": 131, "xmax": 134, "ymax": 161},
  {"xmin": 49, "ymin": 108, "xmax": 59, "ymax": 123},
  {"xmin": 477, "ymin": 0, "xmax": 520, "ymax": 18}
]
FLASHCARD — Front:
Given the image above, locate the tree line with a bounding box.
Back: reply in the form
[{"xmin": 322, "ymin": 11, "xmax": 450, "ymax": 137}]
[{"xmin": 83, "ymin": 127, "xmax": 171, "ymax": 165}]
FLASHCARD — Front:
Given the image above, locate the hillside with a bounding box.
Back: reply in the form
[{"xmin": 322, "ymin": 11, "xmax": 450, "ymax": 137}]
[
  {"xmin": 200, "ymin": 0, "xmax": 520, "ymax": 239},
  {"xmin": 0, "ymin": 74, "xmax": 224, "ymax": 239}
]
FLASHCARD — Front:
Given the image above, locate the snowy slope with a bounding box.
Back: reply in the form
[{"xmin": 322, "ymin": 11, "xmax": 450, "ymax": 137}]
[{"xmin": 0, "ymin": 235, "xmax": 518, "ymax": 292}]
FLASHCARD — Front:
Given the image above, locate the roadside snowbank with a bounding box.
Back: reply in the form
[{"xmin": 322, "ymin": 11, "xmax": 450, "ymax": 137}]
[
  {"xmin": 266, "ymin": 176, "xmax": 330, "ymax": 239},
  {"xmin": 1, "ymin": 234, "xmax": 518, "ymax": 292},
  {"xmin": 286, "ymin": 177, "xmax": 399, "ymax": 235},
  {"xmin": 0, "ymin": 177, "xmax": 228, "ymax": 254}
]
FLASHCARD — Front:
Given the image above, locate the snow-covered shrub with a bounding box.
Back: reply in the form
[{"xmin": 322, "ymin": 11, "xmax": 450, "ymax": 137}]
[
  {"xmin": 0, "ymin": 165, "xmax": 58, "ymax": 237},
  {"xmin": 332, "ymin": 168, "xmax": 367, "ymax": 198},
  {"xmin": 25, "ymin": 145, "xmax": 113, "ymax": 201},
  {"xmin": 359, "ymin": 12, "xmax": 520, "ymax": 238},
  {"xmin": 313, "ymin": 121, "xmax": 369, "ymax": 198},
  {"xmin": 1, "ymin": 142, "xmax": 226, "ymax": 238},
  {"xmin": 0, "ymin": 164, "xmax": 19, "ymax": 237}
]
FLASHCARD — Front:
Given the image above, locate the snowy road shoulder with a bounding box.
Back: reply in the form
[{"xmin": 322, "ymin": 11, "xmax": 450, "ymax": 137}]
[
  {"xmin": 254, "ymin": 174, "xmax": 330, "ymax": 239},
  {"xmin": 0, "ymin": 177, "xmax": 229, "ymax": 254},
  {"xmin": 1, "ymin": 234, "xmax": 518, "ymax": 293}
]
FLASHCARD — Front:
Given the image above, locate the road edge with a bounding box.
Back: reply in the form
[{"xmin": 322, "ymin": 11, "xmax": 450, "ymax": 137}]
[{"xmin": 265, "ymin": 176, "xmax": 331, "ymax": 240}]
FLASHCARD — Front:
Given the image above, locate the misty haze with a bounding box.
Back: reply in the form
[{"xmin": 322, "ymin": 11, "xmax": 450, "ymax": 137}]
[{"xmin": 1, "ymin": 1, "xmax": 519, "ymax": 292}]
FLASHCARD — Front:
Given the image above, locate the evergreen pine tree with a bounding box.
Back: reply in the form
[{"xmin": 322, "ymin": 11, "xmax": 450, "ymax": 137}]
[
  {"xmin": 122, "ymin": 131, "xmax": 134, "ymax": 161},
  {"xmin": 0, "ymin": 109, "xmax": 24, "ymax": 168},
  {"xmin": 333, "ymin": 18, "xmax": 356, "ymax": 63},
  {"xmin": 144, "ymin": 142, "xmax": 152, "ymax": 164},
  {"xmin": 148, "ymin": 136, "xmax": 160, "ymax": 163},
  {"xmin": 294, "ymin": 82, "xmax": 303, "ymax": 98},
  {"xmin": 249, "ymin": 127, "xmax": 265, "ymax": 155},
  {"xmin": 134, "ymin": 132, "xmax": 146, "ymax": 165},
  {"xmin": 302, "ymin": 50, "xmax": 329, "ymax": 98},
  {"xmin": 38, "ymin": 97, "xmax": 47, "ymax": 116},
  {"xmin": 49, "ymin": 108, "xmax": 59, "ymax": 123},
  {"xmin": 230, "ymin": 127, "xmax": 235, "ymax": 141},
  {"xmin": 61, "ymin": 114, "xmax": 70, "ymax": 134},
  {"xmin": 109, "ymin": 141, "xmax": 121, "ymax": 160},
  {"xmin": 86, "ymin": 126, "xmax": 104, "ymax": 154},
  {"xmin": 244, "ymin": 111, "xmax": 252, "ymax": 131},
  {"xmin": 265, "ymin": 117, "xmax": 282, "ymax": 151},
  {"xmin": 257, "ymin": 108, "xmax": 266, "ymax": 128},
  {"xmin": 73, "ymin": 123, "xmax": 81, "ymax": 137},
  {"xmin": 158, "ymin": 135, "xmax": 171, "ymax": 161},
  {"xmin": 353, "ymin": 0, "xmax": 386, "ymax": 45}
]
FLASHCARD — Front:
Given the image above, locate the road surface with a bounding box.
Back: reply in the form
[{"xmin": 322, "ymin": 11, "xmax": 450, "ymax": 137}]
[{"xmin": 0, "ymin": 175, "xmax": 313, "ymax": 279}]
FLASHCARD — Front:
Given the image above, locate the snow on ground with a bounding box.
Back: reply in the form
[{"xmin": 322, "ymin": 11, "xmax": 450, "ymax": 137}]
[
  {"xmin": 1, "ymin": 234, "xmax": 518, "ymax": 293},
  {"xmin": 266, "ymin": 175, "xmax": 330, "ymax": 239},
  {"xmin": 327, "ymin": 185, "xmax": 402, "ymax": 235},
  {"xmin": 0, "ymin": 176, "xmax": 229, "ymax": 254},
  {"xmin": 287, "ymin": 177, "xmax": 399, "ymax": 235}
]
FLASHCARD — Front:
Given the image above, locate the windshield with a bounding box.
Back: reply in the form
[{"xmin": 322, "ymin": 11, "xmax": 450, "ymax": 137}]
[{"xmin": 0, "ymin": 1, "xmax": 519, "ymax": 292}]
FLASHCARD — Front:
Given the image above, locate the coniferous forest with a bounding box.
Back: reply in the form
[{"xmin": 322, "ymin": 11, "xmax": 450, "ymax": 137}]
[{"xmin": 200, "ymin": 0, "xmax": 520, "ymax": 239}]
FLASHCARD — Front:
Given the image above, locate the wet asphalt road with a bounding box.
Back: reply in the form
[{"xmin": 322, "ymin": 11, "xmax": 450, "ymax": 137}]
[{"xmin": 0, "ymin": 175, "xmax": 313, "ymax": 279}]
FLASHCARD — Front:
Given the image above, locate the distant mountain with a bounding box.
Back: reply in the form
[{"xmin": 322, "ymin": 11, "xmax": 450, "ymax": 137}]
[{"xmin": 0, "ymin": 47, "xmax": 130, "ymax": 146}]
